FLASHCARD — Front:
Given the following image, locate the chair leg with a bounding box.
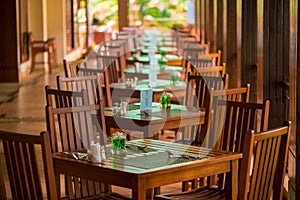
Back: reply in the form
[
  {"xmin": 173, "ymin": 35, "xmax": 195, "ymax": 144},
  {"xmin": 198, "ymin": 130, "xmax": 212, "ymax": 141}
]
[
  {"xmin": 30, "ymin": 52, "xmax": 37, "ymax": 74},
  {"xmin": 48, "ymin": 51, "xmax": 52, "ymax": 73}
]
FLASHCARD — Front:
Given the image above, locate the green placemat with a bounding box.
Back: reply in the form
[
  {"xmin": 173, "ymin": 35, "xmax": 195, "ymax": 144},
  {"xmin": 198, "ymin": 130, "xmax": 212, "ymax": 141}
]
[{"xmin": 111, "ymin": 151, "xmax": 199, "ymax": 169}]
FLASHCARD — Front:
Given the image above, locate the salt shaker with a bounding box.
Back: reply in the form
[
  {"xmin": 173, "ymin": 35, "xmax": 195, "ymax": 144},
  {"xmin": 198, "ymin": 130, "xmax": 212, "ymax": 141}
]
[
  {"xmin": 90, "ymin": 142, "xmax": 101, "ymax": 162},
  {"xmin": 100, "ymin": 145, "xmax": 106, "ymax": 160}
]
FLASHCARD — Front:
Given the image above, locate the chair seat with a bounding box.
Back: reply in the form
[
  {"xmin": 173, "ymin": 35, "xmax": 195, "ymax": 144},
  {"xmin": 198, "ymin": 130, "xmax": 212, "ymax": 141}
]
[{"xmin": 155, "ymin": 187, "xmax": 225, "ymax": 200}]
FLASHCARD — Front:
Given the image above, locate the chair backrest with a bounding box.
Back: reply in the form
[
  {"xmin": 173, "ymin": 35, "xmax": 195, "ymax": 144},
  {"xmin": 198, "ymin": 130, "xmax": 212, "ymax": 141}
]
[
  {"xmin": 45, "ymin": 85, "xmax": 87, "ymax": 108},
  {"xmin": 184, "ymin": 73, "xmax": 228, "ymax": 146},
  {"xmin": 45, "ymin": 86, "xmax": 107, "ymax": 151},
  {"xmin": 63, "ymin": 58, "xmax": 86, "ymax": 77},
  {"xmin": 200, "ymin": 41, "xmax": 211, "ymax": 53},
  {"xmin": 185, "ymin": 73, "xmax": 229, "ymax": 107},
  {"xmin": 212, "ymin": 83, "xmax": 250, "ymax": 103},
  {"xmin": 0, "ymin": 131, "xmax": 57, "ymax": 200},
  {"xmin": 119, "ymin": 30, "xmax": 137, "ymax": 49},
  {"xmin": 208, "ymin": 50, "xmax": 221, "ymax": 66},
  {"xmin": 96, "ymin": 52, "xmax": 124, "ymax": 82},
  {"xmin": 182, "ymin": 47, "xmax": 207, "ymax": 59},
  {"xmin": 74, "ymin": 68, "xmax": 111, "ymax": 107},
  {"xmin": 99, "ymin": 54, "xmax": 125, "ymax": 107},
  {"xmin": 56, "ymin": 73, "xmax": 103, "ymax": 106},
  {"xmin": 117, "ymin": 32, "xmax": 135, "ymax": 51},
  {"xmin": 238, "ymin": 121, "xmax": 290, "ymax": 200},
  {"xmin": 102, "ymin": 40, "xmax": 127, "ymax": 67},
  {"xmin": 191, "ymin": 63, "xmax": 226, "ymax": 78},
  {"xmin": 209, "ymin": 84, "xmax": 251, "ymax": 148},
  {"xmin": 221, "ymin": 100, "xmax": 270, "ymax": 152}
]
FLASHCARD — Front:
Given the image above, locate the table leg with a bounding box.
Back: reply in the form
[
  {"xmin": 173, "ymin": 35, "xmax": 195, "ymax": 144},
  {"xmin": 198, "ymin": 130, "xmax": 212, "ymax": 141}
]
[
  {"xmin": 132, "ymin": 187, "xmax": 146, "ymax": 200},
  {"xmin": 225, "ymin": 159, "xmax": 238, "ymax": 200},
  {"xmin": 231, "ymin": 160, "xmax": 238, "ymax": 199},
  {"xmin": 55, "ymin": 173, "xmax": 61, "ymax": 199},
  {"xmin": 132, "ymin": 178, "xmax": 147, "ymax": 200}
]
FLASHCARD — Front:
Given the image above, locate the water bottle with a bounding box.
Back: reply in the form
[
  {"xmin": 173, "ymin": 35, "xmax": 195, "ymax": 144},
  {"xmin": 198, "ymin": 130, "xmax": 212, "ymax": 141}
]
[{"xmin": 149, "ymin": 56, "xmax": 158, "ymax": 88}]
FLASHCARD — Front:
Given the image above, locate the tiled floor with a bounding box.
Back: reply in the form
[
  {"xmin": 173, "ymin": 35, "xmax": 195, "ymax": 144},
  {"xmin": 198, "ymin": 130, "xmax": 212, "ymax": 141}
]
[{"xmin": 0, "ymin": 65, "xmax": 182, "ymax": 199}]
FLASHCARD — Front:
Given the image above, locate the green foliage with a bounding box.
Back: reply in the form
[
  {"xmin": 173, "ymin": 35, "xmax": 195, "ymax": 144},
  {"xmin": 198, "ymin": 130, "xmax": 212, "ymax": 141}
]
[
  {"xmin": 161, "ymin": 8, "xmax": 171, "ymax": 18},
  {"xmin": 90, "ymin": 0, "xmax": 187, "ymax": 29},
  {"xmin": 145, "ymin": 7, "xmax": 163, "ymax": 18}
]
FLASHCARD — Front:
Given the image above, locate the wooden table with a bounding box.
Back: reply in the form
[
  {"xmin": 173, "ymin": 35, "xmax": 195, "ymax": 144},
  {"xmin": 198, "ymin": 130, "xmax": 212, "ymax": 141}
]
[
  {"xmin": 105, "ymin": 103, "xmax": 205, "ymax": 138},
  {"xmin": 110, "ymin": 79, "xmax": 186, "ymax": 103},
  {"xmin": 53, "ymin": 139, "xmax": 242, "ymax": 200},
  {"xmin": 124, "ymin": 65, "xmax": 184, "ymax": 80}
]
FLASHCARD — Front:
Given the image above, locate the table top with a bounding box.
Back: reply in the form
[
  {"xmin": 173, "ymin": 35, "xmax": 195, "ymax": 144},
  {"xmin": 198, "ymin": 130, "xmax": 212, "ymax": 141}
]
[
  {"xmin": 53, "ymin": 139, "xmax": 242, "ymax": 199},
  {"xmin": 53, "ymin": 139, "xmax": 242, "ymax": 174},
  {"xmin": 105, "ymin": 102, "xmax": 204, "ymax": 122}
]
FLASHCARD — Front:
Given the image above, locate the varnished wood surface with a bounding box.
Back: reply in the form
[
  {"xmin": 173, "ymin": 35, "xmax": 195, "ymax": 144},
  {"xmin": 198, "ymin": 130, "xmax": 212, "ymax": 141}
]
[
  {"xmin": 110, "ymin": 79, "xmax": 186, "ymax": 102},
  {"xmin": 53, "ymin": 139, "xmax": 242, "ymax": 200},
  {"xmin": 124, "ymin": 65, "xmax": 184, "ymax": 80},
  {"xmin": 105, "ymin": 103, "xmax": 205, "ymax": 138}
]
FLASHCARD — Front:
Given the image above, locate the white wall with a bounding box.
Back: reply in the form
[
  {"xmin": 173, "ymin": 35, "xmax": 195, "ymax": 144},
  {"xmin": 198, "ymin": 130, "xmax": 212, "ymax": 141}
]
[
  {"xmin": 29, "ymin": 0, "xmax": 45, "ymax": 40},
  {"xmin": 47, "ymin": 0, "xmax": 65, "ymax": 65}
]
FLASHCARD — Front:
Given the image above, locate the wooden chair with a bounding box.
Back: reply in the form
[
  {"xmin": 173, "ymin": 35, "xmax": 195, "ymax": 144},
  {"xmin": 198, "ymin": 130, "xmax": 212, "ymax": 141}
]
[
  {"xmin": 102, "ymin": 40, "xmax": 128, "ymax": 68},
  {"xmin": 63, "ymin": 58, "xmax": 86, "ymax": 77},
  {"xmin": 183, "ymin": 58, "xmax": 217, "ymax": 80},
  {"xmin": 206, "ymin": 99, "xmax": 270, "ymax": 190},
  {"xmin": 200, "ymin": 41, "xmax": 211, "ymax": 53},
  {"xmin": 182, "ymin": 48, "xmax": 212, "ymax": 80},
  {"xmin": 99, "ymin": 54, "xmax": 126, "ymax": 107},
  {"xmin": 182, "ymin": 47, "xmax": 207, "ymax": 59},
  {"xmin": 0, "ymin": 130, "xmax": 57, "ymax": 200},
  {"xmin": 74, "ymin": 68, "xmax": 112, "ymax": 107},
  {"xmin": 183, "ymin": 74, "xmax": 229, "ymax": 146},
  {"xmin": 45, "ymin": 85, "xmax": 88, "ymax": 109},
  {"xmin": 30, "ymin": 34, "xmax": 57, "ymax": 74},
  {"xmin": 56, "ymin": 73, "xmax": 110, "ymax": 132},
  {"xmin": 190, "ymin": 84, "xmax": 250, "ymax": 188},
  {"xmin": 119, "ymin": 30, "xmax": 137, "ymax": 49},
  {"xmin": 155, "ymin": 121, "xmax": 290, "ymax": 200},
  {"xmin": 184, "ymin": 40, "xmax": 206, "ymax": 50},
  {"xmin": 175, "ymin": 73, "xmax": 228, "ymax": 145},
  {"xmin": 212, "ymin": 83, "xmax": 250, "ymax": 102},
  {"xmin": 56, "ymin": 73, "xmax": 103, "ymax": 106},
  {"xmin": 45, "ymin": 86, "xmax": 116, "ymax": 199},
  {"xmin": 96, "ymin": 52, "xmax": 124, "ymax": 80},
  {"xmin": 208, "ymin": 50, "xmax": 222, "ymax": 66},
  {"xmin": 209, "ymin": 84, "xmax": 251, "ymax": 149},
  {"xmin": 46, "ymin": 103, "xmax": 130, "ymax": 199},
  {"xmin": 176, "ymin": 36, "xmax": 195, "ymax": 54}
]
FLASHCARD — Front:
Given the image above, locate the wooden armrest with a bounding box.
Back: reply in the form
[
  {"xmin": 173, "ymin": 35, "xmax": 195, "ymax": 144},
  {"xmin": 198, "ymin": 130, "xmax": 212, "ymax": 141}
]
[
  {"xmin": 31, "ymin": 40, "xmax": 48, "ymax": 44},
  {"xmin": 47, "ymin": 38, "xmax": 56, "ymax": 43}
]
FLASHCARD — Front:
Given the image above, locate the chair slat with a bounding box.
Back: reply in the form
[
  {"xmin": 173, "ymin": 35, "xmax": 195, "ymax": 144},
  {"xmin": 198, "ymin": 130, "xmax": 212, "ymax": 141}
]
[
  {"xmin": 260, "ymin": 137, "xmax": 273, "ymax": 200},
  {"xmin": 63, "ymin": 58, "xmax": 86, "ymax": 77}
]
